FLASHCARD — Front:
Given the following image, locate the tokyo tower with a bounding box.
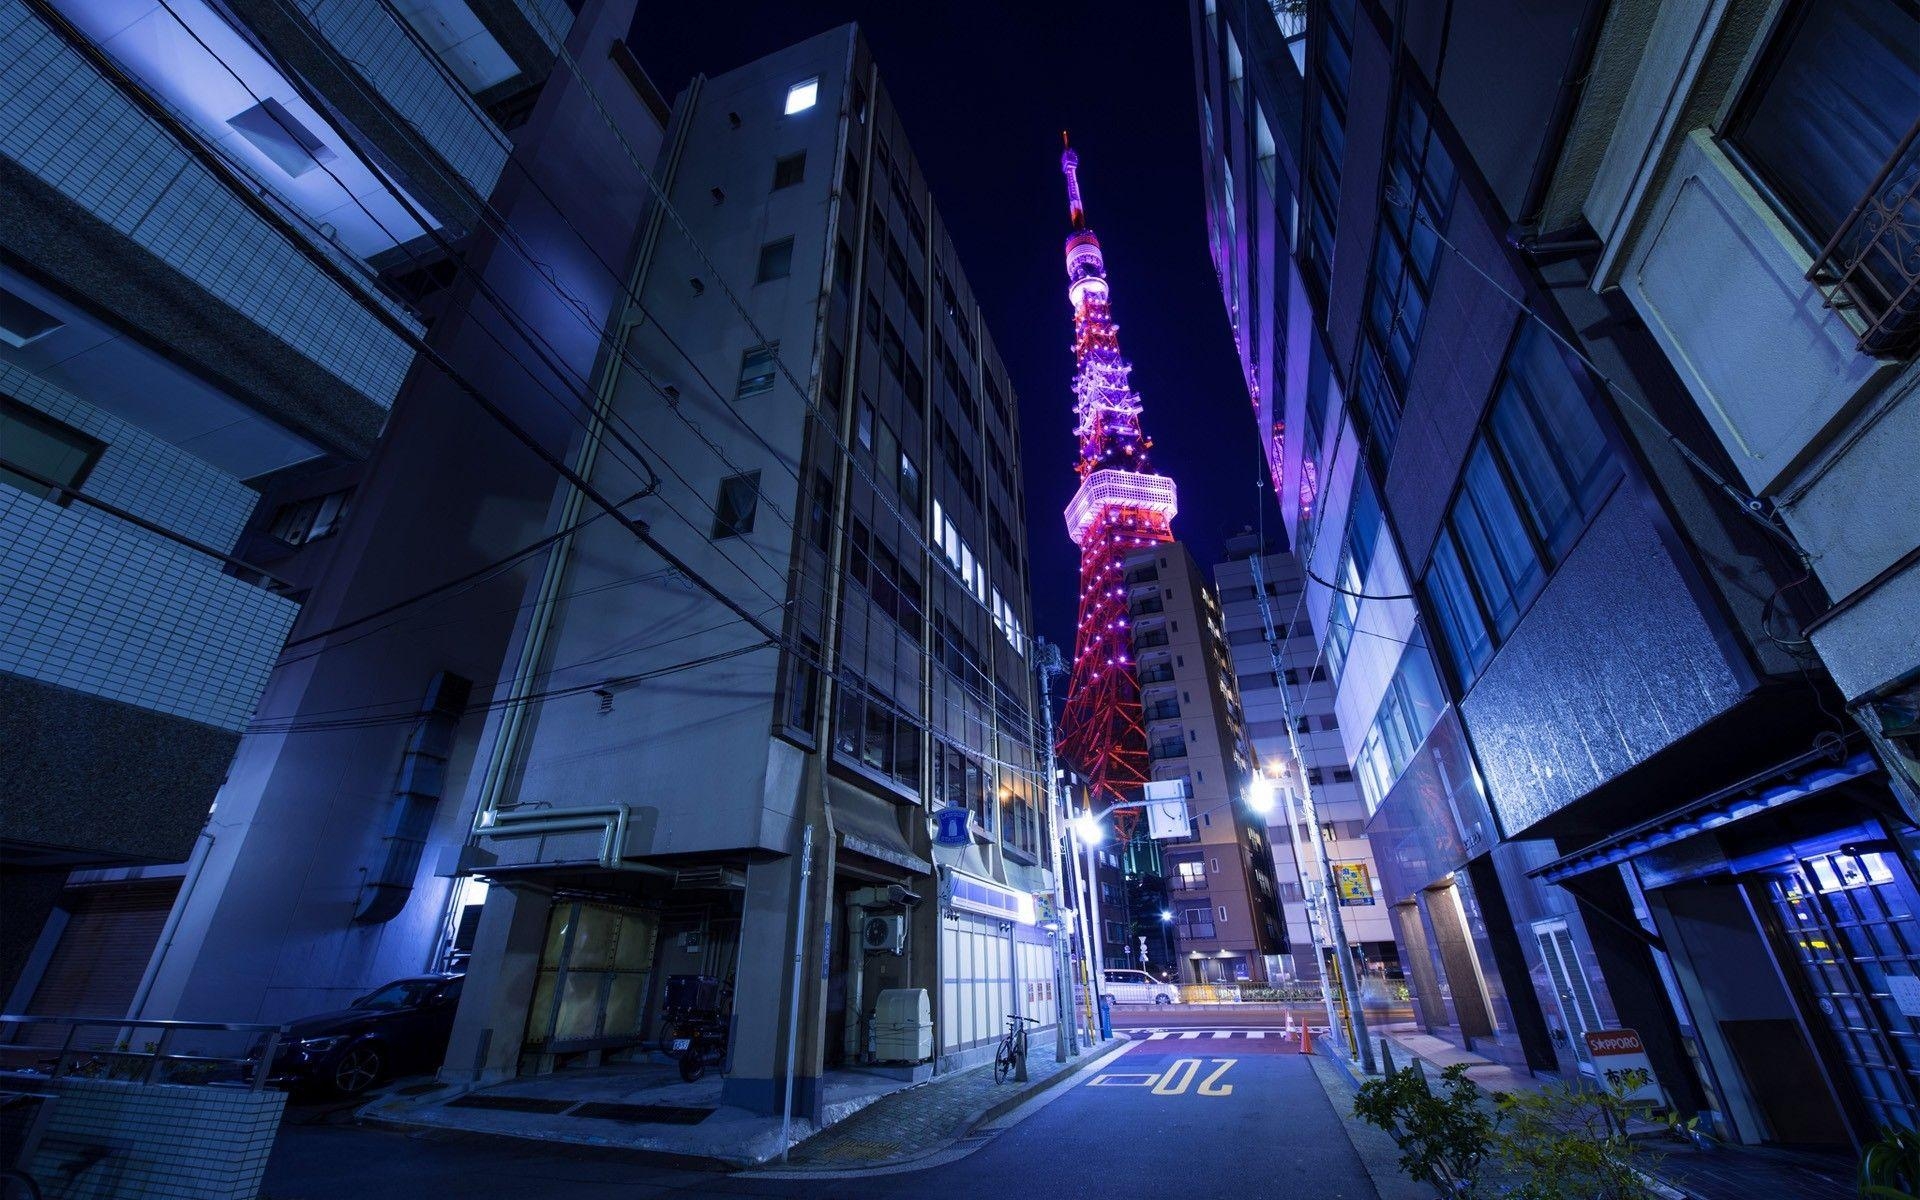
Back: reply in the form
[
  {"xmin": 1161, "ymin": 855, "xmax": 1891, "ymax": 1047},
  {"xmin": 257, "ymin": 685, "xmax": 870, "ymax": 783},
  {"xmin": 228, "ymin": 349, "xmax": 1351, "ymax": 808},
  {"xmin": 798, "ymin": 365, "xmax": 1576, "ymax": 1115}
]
[{"xmin": 1055, "ymin": 136, "xmax": 1178, "ymax": 822}]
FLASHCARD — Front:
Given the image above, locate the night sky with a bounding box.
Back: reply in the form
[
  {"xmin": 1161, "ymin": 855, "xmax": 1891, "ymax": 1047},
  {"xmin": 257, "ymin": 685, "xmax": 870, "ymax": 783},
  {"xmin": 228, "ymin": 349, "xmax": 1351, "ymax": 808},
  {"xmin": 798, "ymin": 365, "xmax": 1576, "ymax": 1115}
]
[{"xmin": 633, "ymin": 0, "xmax": 1275, "ymax": 649}]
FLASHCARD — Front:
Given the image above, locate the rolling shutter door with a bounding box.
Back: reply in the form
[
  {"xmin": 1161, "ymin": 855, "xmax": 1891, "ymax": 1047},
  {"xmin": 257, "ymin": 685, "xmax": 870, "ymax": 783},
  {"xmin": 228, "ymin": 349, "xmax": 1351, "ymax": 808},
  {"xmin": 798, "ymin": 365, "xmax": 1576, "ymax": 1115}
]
[{"xmin": 26, "ymin": 881, "xmax": 181, "ymax": 1024}]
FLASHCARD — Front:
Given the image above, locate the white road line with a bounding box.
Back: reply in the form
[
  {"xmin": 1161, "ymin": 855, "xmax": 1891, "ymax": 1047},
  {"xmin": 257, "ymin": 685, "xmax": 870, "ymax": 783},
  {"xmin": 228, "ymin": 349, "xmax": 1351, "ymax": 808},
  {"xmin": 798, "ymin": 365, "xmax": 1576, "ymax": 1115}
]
[
  {"xmin": 1209, "ymin": 1031, "xmax": 1231, "ymax": 1039},
  {"xmin": 1147, "ymin": 1031, "xmax": 1171, "ymax": 1040},
  {"xmin": 1178, "ymin": 1032, "xmax": 1201, "ymax": 1040},
  {"xmin": 1247, "ymin": 1031, "xmax": 1266, "ymax": 1038}
]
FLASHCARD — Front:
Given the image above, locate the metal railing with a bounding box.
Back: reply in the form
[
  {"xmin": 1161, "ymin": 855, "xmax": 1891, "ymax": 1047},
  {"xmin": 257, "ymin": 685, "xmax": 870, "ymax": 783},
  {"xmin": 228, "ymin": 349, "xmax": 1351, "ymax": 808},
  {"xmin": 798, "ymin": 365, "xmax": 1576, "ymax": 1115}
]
[
  {"xmin": 1807, "ymin": 117, "xmax": 1920, "ymax": 357},
  {"xmin": 0, "ymin": 1017, "xmax": 285, "ymax": 1092}
]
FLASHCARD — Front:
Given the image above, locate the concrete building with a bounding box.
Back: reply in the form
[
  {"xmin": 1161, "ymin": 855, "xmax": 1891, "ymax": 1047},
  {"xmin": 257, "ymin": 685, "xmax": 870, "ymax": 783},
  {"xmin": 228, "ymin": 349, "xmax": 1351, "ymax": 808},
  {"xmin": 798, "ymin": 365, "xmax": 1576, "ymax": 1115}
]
[
  {"xmin": 1215, "ymin": 531, "xmax": 1396, "ymax": 983},
  {"xmin": 87, "ymin": 20, "xmax": 1058, "ymax": 1123},
  {"xmin": 1126, "ymin": 540, "xmax": 1285, "ymax": 983},
  {"xmin": 1191, "ymin": 0, "xmax": 1920, "ymax": 1148},
  {"xmin": 1, "ymin": 0, "xmax": 577, "ymax": 1012}
]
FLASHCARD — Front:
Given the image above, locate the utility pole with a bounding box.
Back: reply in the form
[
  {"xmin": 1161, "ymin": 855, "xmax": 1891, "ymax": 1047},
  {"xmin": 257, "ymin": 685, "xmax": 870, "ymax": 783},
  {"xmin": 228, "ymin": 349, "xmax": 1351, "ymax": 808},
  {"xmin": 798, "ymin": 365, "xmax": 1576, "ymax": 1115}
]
[
  {"xmin": 1249, "ymin": 553, "xmax": 1376, "ymax": 1074},
  {"xmin": 1036, "ymin": 638, "xmax": 1078, "ymax": 1060}
]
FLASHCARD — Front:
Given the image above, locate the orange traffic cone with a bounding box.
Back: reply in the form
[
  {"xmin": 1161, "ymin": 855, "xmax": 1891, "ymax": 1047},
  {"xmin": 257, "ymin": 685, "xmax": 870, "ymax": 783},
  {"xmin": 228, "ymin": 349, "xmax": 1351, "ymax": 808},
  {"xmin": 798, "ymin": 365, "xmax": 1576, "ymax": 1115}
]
[{"xmin": 1298, "ymin": 1024, "xmax": 1314, "ymax": 1055}]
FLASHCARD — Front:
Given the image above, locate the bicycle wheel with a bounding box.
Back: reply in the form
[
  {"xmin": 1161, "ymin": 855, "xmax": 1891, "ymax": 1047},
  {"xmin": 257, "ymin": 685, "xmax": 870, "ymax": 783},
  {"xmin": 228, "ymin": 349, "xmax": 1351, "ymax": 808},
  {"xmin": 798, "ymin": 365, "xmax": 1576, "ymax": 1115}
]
[{"xmin": 992, "ymin": 1039, "xmax": 1013, "ymax": 1083}]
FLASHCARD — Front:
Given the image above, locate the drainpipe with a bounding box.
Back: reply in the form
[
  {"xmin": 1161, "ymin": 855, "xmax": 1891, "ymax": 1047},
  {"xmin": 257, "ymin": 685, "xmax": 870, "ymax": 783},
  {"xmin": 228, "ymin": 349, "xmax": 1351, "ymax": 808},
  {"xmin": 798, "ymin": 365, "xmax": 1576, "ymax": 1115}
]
[
  {"xmin": 779, "ymin": 824, "xmax": 814, "ymax": 1162},
  {"xmin": 128, "ymin": 830, "xmax": 214, "ymax": 1021}
]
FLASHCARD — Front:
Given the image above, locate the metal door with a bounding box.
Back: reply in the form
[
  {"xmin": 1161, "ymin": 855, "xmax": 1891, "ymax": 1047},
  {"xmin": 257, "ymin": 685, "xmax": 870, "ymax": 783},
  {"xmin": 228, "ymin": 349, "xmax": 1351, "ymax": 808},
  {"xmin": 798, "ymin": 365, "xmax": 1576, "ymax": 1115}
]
[{"xmin": 1533, "ymin": 917, "xmax": 1603, "ymax": 1067}]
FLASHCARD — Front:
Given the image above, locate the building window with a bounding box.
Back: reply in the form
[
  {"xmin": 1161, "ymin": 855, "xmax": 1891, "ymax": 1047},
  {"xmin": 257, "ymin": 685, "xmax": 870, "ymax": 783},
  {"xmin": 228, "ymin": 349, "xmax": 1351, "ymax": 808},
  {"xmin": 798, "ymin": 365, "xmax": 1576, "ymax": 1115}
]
[
  {"xmin": 1725, "ymin": 0, "xmax": 1919, "ymax": 264},
  {"xmin": 756, "ymin": 237, "xmax": 794, "ymax": 282},
  {"xmin": 735, "ymin": 342, "xmax": 779, "ymax": 398},
  {"xmin": 269, "ymin": 488, "xmax": 353, "ymax": 545},
  {"xmin": 1353, "ymin": 88, "xmax": 1456, "ymax": 461},
  {"xmin": 784, "ymin": 78, "xmax": 818, "ymax": 115},
  {"xmin": 772, "ymin": 151, "xmax": 806, "ymax": 190},
  {"xmin": 1299, "ymin": 0, "xmax": 1354, "ymax": 295},
  {"xmin": 0, "ymin": 396, "xmax": 104, "ymax": 505},
  {"xmin": 711, "ymin": 471, "xmax": 760, "ymax": 539},
  {"xmin": 1422, "ymin": 328, "xmax": 1617, "ymax": 685}
]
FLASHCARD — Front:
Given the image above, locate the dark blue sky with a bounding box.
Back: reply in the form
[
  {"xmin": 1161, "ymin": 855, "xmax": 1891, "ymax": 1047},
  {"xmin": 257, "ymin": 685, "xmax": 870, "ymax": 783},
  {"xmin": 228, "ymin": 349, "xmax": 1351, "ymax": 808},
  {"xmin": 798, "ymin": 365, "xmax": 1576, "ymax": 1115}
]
[{"xmin": 634, "ymin": 0, "xmax": 1275, "ymax": 647}]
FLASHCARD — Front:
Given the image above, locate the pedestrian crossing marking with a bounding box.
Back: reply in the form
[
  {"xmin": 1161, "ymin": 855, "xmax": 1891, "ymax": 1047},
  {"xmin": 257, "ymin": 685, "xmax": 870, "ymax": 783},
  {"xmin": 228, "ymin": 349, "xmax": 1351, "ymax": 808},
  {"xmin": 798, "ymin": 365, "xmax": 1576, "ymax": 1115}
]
[
  {"xmin": 1178, "ymin": 1032, "xmax": 1200, "ymax": 1040},
  {"xmin": 1148, "ymin": 1032, "xmax": 1171, "ymax": 1040},
  {"xmin": 1247, "ymin": 1031, "xmax": 1265, "ymax": 1038},
  {"xmin": 1122, "ymin": 1028, "xmax": 1303, "ymax": 1040},
  {"xmin": 1209, "ymin": 1031, "xmax": 1231, "ymax": 1039}
]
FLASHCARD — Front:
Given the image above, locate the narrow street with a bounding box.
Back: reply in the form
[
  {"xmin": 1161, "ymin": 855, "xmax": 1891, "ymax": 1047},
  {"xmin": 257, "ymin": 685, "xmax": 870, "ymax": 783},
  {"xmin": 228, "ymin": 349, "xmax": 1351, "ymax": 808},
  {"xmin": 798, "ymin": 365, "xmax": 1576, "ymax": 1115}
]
[{"xmin": 264, "ymin": 1037, "xmax": 1381, "ymax": 1200}]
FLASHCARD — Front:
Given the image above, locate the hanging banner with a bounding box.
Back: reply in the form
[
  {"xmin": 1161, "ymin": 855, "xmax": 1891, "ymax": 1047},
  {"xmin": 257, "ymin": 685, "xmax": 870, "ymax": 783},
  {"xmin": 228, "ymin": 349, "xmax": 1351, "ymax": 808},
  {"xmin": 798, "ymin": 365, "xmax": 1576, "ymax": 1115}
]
[
  {"xmin": 1144, "ymin": 779, "xmax": 1190, "ymax": 840},
  {"xmin": 1334, "ymin": 862, "xmax": 1376, "ymax": 906}
]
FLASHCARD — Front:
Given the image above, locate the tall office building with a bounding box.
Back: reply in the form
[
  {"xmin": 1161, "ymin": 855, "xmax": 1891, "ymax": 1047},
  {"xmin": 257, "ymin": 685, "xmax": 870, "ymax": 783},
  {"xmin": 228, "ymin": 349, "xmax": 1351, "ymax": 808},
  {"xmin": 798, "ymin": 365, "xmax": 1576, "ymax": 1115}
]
[
  {"xmin": 1191, "ymin": 0, "xmax": 1919, "ymax": 1149},
  {"xmin": 1127, "ymin": 540, "xmax": 1284, "ymax": 983},
  {"xmin": 0, "ymin": 0, "xmax": 583, "ymax": 1010},
  {"xmin": 1215, "ymin": 532, "xmax": 1395, "ymax": 982},
  {"xmin": 86, "ymin": 21, "xmax": 1058, "ymax": 1121}
]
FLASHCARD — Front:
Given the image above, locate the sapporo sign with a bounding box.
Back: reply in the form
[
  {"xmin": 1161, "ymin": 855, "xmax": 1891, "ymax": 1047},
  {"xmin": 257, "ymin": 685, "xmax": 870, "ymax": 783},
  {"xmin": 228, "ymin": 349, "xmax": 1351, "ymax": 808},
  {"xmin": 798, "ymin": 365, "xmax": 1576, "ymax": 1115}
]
[{"xmin": 1583, "ymin": 1028, "xmax": 1663, "ymax": 1104}]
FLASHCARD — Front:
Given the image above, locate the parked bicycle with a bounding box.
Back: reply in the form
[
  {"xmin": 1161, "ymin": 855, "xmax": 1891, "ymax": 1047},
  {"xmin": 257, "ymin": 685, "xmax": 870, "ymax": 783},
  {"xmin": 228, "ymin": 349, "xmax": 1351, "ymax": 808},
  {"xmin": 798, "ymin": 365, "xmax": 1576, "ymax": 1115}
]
[{"xmin": 993, "ymin": 1014, "xmax": 1039, "ymax": 1084}]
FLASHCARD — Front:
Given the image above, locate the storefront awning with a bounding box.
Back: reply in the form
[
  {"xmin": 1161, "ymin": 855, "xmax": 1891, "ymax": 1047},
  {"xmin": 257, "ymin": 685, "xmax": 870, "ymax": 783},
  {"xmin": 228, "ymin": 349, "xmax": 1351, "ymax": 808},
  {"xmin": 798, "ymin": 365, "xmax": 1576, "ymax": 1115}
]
[
  {"xmin": 829, "ymin": 780, "xmax": 931, "ymax": 877},
  {"xmin": 1528, "ymin": 749, "xmax": 1880, "ymax": 886}
]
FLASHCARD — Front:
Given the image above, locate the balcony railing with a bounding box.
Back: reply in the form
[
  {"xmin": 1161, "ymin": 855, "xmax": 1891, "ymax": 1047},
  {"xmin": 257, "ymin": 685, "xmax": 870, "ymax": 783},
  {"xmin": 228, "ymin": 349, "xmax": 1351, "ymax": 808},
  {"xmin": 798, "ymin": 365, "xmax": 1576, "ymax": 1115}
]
[
  {"xmin": 1149, "ymin": 740, "xmax": 1187, "ymax": 761},
  {"xmin": 1137, "ymin": 664, "xmax": 1175, "ymax": 684},
  {"xmin": 1130, "ymin": 598, "xmax": 1164, "ymax": 616},
  {"xmin": 1143, "ymin": 701, "xmax": 1181, "ymax": 722},
  {"xmin": 1135, "ymin": 629, "xmax": 1169, "ymax": 649},
  {"xmin": 1126, "ymin": 567, "xmax": 1160, "ymax": 585},
  {"xmin": 1808, "ymin": 116, "xmax": 1920, "ymax": 357},
  {"xmin": 1180, "ymin": 921, "xmax": 1217, "ymax": 940}
]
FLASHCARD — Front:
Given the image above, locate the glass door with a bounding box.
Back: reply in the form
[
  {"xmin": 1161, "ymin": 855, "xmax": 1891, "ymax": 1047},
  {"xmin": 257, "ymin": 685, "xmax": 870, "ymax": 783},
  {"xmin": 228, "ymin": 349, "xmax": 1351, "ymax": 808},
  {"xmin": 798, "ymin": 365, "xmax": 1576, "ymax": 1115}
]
[{"xmin": 1762, "ymin": 847, "xmax": 1920, "ymax": 1132}]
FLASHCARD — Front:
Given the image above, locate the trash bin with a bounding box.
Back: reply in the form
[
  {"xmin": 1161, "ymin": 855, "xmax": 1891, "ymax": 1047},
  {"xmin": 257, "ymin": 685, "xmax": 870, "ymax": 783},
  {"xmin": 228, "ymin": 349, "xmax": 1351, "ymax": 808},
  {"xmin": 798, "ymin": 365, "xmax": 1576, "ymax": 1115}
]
[{"xmin": 1098, "ymin": 994, "xmax": 1112, "ymax": 1040}]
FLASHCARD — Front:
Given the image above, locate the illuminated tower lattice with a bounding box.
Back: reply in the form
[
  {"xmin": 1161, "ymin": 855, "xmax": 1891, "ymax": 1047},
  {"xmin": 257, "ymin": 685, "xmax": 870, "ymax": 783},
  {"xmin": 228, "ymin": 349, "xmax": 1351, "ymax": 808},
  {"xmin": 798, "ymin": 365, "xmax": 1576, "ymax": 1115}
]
[{"xmin": 1055, "ymin": 136, "xmax": 1178, "ymax": 828}]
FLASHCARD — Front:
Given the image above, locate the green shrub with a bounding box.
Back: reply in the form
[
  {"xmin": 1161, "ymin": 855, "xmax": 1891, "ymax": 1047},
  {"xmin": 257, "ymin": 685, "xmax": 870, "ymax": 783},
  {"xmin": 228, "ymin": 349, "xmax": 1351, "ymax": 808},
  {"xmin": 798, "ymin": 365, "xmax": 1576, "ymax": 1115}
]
[
  {"xmin": 1861, "ymin": 1125, "xmax": 1920, "ymax": 1200},
  {"xmin": 1490, "ymin": 1076, "xmax": 1659, "ymax": 1200},
  {"xmin": 1353, "ymin": 1061, "xmax": 1495, "ymax": 1197}
]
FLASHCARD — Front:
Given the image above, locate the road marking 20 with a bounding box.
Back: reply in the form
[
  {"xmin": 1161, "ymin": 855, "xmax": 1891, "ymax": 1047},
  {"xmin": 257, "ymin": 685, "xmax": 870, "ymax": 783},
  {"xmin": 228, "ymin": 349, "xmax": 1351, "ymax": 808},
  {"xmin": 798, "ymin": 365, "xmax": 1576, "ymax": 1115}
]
[{"xmin": 1149, "ymin": 1058, "xmax": 1235, "ymax": 1096}]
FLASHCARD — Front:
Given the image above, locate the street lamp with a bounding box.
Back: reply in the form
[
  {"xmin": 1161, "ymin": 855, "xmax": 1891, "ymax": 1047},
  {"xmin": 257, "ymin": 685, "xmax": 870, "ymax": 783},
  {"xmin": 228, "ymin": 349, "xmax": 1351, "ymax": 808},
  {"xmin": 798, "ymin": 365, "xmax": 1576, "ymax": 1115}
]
[{"xmin": 1159, "ymin": 909, "xmax": 1175, "ymax": 981}]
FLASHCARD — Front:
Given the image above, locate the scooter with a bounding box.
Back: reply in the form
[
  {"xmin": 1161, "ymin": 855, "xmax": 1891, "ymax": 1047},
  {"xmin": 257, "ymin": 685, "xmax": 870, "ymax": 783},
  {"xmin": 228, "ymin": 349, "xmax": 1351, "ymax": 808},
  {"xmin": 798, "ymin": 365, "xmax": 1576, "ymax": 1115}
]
[{"xmin": 657, "ymin": 975, "xmax": 732, "ymax": 1083}]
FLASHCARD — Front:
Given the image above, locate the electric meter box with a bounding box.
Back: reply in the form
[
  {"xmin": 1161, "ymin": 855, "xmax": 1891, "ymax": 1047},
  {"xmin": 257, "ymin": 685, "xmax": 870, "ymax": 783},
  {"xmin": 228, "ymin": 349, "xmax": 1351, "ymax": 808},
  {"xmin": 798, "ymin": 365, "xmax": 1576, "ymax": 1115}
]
[{"xmin": 872, "ymin": 988, "xmax": 933, "ymax": 1063}]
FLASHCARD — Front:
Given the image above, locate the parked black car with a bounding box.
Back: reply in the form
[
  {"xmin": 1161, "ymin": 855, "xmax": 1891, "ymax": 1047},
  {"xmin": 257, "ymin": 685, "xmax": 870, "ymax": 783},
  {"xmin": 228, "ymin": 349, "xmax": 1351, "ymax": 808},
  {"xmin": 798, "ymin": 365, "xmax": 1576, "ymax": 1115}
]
[{"xmin": 269, "ymin": 974, "xmax": 463, "ymax": 1096}]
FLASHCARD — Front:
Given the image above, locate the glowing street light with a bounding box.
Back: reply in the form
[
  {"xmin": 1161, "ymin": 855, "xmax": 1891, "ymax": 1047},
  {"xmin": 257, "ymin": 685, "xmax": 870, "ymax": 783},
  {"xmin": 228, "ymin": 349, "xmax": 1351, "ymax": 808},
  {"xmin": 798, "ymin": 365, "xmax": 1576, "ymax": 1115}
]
[
  {"xmin": 1071, "ymin": 813, "xmax": 1106, "ymax": 845},
  {"xmin": 1247, "ymin": 772, "xmax": 1277, "ymax": 815}
]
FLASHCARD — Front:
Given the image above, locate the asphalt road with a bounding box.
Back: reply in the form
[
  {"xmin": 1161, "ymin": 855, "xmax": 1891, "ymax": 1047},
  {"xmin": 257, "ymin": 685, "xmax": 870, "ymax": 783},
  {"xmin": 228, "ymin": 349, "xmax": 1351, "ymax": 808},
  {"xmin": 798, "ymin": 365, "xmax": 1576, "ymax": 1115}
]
[{"xmin": 264, "ymin": 1037, "xmax": 1382, "ymax": 1200}]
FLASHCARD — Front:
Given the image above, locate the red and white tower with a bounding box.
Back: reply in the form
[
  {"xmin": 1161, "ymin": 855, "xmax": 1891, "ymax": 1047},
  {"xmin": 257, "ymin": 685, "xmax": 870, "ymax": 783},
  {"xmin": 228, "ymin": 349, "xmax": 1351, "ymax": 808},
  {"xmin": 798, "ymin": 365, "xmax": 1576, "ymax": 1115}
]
[{"xmin": 1055, "ymin": 137, "xmax": 1179, "ymax": 821}]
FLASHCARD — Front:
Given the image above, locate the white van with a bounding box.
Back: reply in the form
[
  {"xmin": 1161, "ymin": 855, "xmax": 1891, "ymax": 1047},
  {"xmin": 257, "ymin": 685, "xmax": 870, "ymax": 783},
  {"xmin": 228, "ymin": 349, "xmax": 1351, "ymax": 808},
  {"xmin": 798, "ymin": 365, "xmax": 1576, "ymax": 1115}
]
[{"xmin": 1103, "ymin": 968, "xmax": 1178, "ymax": 1005}]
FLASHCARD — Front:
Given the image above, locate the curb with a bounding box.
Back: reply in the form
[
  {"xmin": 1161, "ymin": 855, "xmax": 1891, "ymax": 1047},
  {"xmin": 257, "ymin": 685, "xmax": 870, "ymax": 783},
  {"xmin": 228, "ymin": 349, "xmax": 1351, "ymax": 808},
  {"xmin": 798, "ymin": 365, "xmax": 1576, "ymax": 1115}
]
[
  {"xmin": 746, "ymin": 1035, "xmax": 1133, "ymax": 1178},
  {"xmin": 971, "ymin": 1036, "xmax": 1135, "ymax": 1132},
  {"xmin": 353, "ymin": 1112, "xmax": 736, "ymax": 1172}
]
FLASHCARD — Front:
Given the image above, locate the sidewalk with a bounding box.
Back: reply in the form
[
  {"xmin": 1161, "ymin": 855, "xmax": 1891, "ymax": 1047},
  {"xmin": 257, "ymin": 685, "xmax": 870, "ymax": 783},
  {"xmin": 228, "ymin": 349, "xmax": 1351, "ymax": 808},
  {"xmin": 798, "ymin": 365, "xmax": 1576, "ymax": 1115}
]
[
  {"xmin": 762, "ymin": 1035, "xmax": 1130, "ymax": 1174},
  {"xmin": 1345, "ymin": 1028, "xmax": 1854, "ymax": 1200},
  {"xmin": 360, "ymin": 1035, "xmax": 1125, "ymax": 1169}
]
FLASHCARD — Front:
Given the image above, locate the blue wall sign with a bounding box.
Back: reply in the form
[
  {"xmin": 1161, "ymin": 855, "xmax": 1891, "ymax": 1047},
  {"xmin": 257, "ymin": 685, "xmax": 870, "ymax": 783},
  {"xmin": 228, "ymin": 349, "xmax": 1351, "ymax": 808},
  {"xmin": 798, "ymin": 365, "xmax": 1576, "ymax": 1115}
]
[{"xmin": 934, "ymin": 804, "xmax": 971, "ymax": 847}]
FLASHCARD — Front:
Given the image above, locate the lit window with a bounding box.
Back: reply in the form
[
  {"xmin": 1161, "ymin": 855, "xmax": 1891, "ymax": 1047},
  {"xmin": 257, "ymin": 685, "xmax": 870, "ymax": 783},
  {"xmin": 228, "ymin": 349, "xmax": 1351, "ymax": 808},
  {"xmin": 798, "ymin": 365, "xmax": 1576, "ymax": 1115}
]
[
  {"xmin": 784, "ymin": 78, "xmax": 819, "ymax": 115},
  {"xmin": 735, "ymin": 342, "xmax": 779, "ymax": 398}
]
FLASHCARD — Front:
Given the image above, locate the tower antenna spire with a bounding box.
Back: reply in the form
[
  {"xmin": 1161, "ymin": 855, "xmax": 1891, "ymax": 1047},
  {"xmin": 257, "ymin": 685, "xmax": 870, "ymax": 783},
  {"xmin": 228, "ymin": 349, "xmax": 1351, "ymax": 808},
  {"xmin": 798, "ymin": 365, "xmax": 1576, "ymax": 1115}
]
[{"xmin": 1060, "ymin": 130, "xmax": 1085, "ymax": 230}]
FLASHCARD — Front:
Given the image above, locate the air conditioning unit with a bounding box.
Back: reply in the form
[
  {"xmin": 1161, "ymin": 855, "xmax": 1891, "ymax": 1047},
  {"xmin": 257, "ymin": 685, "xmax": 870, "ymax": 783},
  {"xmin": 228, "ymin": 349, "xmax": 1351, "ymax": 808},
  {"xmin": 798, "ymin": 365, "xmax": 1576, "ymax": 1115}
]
[{"xmin": 861, "ymin": 914, "xmax": 907, "ymax": 955}]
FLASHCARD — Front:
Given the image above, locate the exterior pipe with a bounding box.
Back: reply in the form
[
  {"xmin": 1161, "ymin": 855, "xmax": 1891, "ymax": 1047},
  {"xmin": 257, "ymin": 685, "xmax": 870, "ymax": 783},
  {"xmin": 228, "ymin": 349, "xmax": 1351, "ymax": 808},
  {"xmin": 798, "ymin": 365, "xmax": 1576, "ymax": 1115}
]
[
  {"xmin": 779, "ymin": 823, "xmax": 814, "ymax": 1162},
  {"xmin": 128, "ymin": 830, "xmax": 215, "ymax": 1020}
]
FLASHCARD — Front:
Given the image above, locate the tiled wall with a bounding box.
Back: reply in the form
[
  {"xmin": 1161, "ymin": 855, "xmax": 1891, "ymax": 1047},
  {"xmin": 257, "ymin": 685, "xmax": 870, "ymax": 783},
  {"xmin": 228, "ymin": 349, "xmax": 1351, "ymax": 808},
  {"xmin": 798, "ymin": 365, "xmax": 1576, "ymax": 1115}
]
[
  {"xmin": 30, "ymin": 1076, "xmax": 286, "ymax": 1200},
  {"xmin": 0, "ymin": 0, "xmax": 416, "ymax": 408},
  {"xmin": 0, "ymin": 368, "xmax": 297, "ymax": 732},
  {"xmin": 295, "ymin": 0, "xmax": 510, "ymax": 197}
]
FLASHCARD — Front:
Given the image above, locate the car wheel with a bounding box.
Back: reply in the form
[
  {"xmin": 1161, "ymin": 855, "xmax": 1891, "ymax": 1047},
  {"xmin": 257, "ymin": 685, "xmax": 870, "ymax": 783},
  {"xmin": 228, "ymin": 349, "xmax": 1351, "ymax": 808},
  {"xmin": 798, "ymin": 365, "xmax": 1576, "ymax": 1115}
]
[
  {"xmin": 331, "ymin": 1044, "xmax": 383, "ymax": 1096},
  {"xmin": 1155, "ymin": 993, "xmax": 1173, "ymax": 1004}
]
